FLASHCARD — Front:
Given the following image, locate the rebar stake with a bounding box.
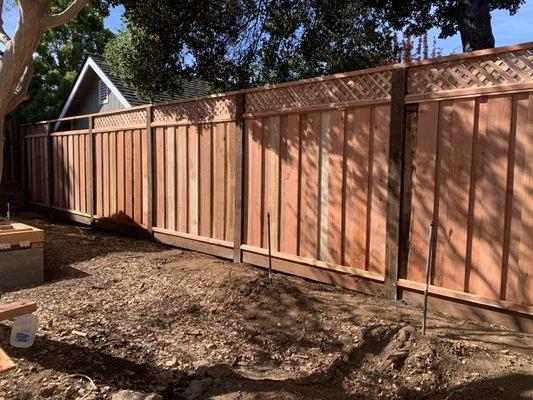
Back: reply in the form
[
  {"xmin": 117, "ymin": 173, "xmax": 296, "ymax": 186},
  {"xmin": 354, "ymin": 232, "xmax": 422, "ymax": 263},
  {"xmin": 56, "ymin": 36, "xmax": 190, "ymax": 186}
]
[
  {"xmin": 267, "ymin": 212, "xmax": 272, "ymax": 283},
  {"xmin": 422, "ymin": 221, "xmax": 436, "ymax": 335}
]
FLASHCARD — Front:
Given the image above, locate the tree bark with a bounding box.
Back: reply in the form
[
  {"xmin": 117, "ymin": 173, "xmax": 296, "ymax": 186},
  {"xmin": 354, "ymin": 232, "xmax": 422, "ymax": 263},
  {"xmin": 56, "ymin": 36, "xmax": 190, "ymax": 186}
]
[
  {"xmin": 457, "ymin": 0, "xmax": 495, "ymax": 52},
  {"xmin": 0, "ymin": 117, "xmax": 4, "ymax": 188},
  {"xmin": 0, "ymin": 0, "xmax": 89, "ymax": 187}
]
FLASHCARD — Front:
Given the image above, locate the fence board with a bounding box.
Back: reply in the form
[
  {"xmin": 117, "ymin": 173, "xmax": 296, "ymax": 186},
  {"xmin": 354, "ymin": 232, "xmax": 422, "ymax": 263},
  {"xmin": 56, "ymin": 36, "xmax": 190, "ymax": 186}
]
[
  {"xmin": 177, "ymin": 126, "xmax": 188, "ymax": 232},
  {"xmin": 279, "ymin": 114, "xmax": 300, "ymax": 255},
  {"xmin": 199, "ymin": 124, "xmax": 212, "ymax": 238},
  {"xmin": 188, "ymin": 125, "xmax": 199, "ymax": 235},
  {"xmin": 344, "ymin": 107, "xmax": 371, "ymax": 269},
  {"xmin": 407, "ymin": 102, "xmax": 438, "ymax": 283},
  {"xmin": 368, "ymin": 106, "xmax": 390, "ymax": 275},
  {"xmin": 300, "ymin": 112, "xmax": 320, "ymax": 259}
]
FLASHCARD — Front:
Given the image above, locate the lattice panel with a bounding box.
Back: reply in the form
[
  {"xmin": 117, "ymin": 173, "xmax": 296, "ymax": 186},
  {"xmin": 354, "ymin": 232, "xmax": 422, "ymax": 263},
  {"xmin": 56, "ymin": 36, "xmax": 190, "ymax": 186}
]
[
  {"xmin": 245, "ymin": 70, "xmax": 392, "ymax": 114},
  {"xmin": 153, "ymin": 95, "xmax": 236, "ymax": 124},
  {"xmin": 25, "ymin": 123, "xmax": 49, "ymax": 136},
  {"xmin": 407, "ymin": 48, "xmax": 533, "ymax": 95},
  {"xmin": 93, "ymin": 109, "xmax": 147, "ymax": 129}
]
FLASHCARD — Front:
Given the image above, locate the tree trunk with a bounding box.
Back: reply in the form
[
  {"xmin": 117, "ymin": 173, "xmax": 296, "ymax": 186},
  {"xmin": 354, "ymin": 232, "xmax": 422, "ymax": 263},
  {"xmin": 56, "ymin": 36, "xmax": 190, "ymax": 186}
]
[
  {"xmin": 0, "ymin": 114, "xmax": 5, "ymax": 188},
  {"xmin": 457, "ymin": 0, "xmax": 495, "ymax": 52}
]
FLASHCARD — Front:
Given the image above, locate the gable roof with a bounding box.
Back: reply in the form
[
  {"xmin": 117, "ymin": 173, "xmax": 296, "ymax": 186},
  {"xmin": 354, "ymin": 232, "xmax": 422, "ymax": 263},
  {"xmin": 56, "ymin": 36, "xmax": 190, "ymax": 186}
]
[
  {"xmin": 88, "ymin": 53, "xmax": 210, "ymax": 106},
  {"xmin": 57, "ymin": 53, "xmax": 210, "ymax": 120}
]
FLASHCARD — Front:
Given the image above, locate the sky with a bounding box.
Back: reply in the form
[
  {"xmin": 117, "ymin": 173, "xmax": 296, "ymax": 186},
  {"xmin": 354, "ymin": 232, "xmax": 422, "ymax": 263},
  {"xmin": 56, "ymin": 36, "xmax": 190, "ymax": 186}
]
[{"xmin": 2, "ymin": 2, "xmax": 533, "ymax": 57}]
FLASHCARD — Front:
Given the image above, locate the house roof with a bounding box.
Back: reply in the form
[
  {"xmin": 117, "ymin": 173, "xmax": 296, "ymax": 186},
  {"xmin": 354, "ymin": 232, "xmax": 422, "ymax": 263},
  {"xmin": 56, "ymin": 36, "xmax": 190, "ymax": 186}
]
[
  {"xmin": 56, "ymin": 53, "xmax": 210, "ymax": 121},
  {"xmin": 87, "ymin": 53, "xmax": 210, "ymax": 106}
]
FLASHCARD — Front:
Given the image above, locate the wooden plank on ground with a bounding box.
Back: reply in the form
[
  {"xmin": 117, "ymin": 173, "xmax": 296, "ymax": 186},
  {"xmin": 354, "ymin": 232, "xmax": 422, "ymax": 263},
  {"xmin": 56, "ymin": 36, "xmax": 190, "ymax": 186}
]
[
  {"xmin": 0, "ymin": 301, "xmax": 37, "ymax": 321},
  {"xmin": 0, "ymin": 347, "xmax": 14, "ymax": 373}
]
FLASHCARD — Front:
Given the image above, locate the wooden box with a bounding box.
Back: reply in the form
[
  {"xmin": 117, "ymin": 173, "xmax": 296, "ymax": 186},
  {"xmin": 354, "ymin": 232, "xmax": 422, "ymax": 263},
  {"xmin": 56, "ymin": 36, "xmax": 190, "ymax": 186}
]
[{"xmin": 0, "ymin": 219, "xmax": 44, "ymax": 290}]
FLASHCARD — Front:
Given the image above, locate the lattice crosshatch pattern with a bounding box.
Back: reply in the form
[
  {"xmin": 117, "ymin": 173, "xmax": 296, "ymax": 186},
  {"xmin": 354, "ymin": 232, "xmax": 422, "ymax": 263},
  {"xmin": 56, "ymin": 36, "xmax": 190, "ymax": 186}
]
[
  {"xmin": 245, "ymin": 70, "xmax": 393, "ymax": 114},
  {"xmin": 93, "ymin": 109, "xmax": 147, "ymax": 129},
  {"xmin": 407, "ymin": 48, "xmax": 533, "ymax": 95},
  {"xmin": 153, "ymin": 95, "xmax": 236, "ymax": 124},
  {"xmin": 25, "ymin": 123, "xmax": 49, "ymax": 136}
]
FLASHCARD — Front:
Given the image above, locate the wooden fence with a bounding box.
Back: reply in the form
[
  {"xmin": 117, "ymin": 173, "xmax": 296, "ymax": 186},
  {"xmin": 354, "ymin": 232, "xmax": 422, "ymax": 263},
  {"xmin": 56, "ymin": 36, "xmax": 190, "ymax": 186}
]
[{"xmin": 23, "ymin": 42, "xmax": 533, "ymax": 332}]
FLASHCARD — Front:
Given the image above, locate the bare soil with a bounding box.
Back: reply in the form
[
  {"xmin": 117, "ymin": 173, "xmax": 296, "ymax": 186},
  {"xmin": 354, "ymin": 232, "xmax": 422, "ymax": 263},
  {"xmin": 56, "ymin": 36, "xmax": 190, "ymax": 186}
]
[{"xmin": 0, "ymin": 212, "xmax": 532, "ymax": 400}]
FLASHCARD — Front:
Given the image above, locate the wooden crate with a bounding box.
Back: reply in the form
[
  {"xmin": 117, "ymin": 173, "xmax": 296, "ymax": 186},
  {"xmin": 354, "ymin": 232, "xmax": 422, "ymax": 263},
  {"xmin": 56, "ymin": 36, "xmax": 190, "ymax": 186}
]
[{"xmin": 0, "ymin": 219, "xmax": 44, "ymax": 290}]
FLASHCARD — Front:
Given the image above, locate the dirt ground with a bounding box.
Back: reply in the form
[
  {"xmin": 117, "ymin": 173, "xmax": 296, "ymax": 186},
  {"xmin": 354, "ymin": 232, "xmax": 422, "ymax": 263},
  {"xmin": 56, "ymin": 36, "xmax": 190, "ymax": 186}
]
[{"xmin": 0, "ymin": 213, "xmax": 532, "ymax": 400}]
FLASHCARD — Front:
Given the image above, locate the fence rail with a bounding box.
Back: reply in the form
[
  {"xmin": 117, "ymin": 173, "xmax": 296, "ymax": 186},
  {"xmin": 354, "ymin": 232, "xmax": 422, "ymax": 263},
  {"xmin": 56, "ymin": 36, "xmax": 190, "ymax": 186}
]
[{"xmin": 22, "ymin": 41, "xmax": 533, "ymax": 332}]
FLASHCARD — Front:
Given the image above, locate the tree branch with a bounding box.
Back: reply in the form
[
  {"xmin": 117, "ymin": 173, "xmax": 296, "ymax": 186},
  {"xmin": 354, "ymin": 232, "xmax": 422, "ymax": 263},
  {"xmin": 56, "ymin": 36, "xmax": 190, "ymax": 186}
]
[
  {"xmin": 7, "ymin": 61, "xmax": 34, "ymax": 113},
  {"xmin": 0, "ymin": 0, "xmax": 11, "ymax": 45},
  {"xmin": 42, "ymin": 0, "xmax": 90, "ymax": 30}
]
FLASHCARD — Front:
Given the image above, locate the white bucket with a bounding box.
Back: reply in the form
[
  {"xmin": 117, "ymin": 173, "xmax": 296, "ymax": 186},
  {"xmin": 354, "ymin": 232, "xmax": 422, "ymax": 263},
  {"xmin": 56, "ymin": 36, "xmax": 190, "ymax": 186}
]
[{"xmin": 10, "ymin": 314, "xmax": 38, "ymax": 348}]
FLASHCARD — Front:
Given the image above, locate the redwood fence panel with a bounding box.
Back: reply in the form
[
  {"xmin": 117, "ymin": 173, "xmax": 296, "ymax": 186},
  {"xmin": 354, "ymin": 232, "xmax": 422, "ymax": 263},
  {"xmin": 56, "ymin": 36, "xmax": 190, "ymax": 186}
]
[
  {"xmin": 92, "ymin": 108, "xmax": 147, "ymax": 226},
  {"xmin": 21, "ymin": 41, "xmax": 533, "ymax": 332},
  {"xmin": 400, "ymin": 48, "xmax": 533, "ymax": 316}
]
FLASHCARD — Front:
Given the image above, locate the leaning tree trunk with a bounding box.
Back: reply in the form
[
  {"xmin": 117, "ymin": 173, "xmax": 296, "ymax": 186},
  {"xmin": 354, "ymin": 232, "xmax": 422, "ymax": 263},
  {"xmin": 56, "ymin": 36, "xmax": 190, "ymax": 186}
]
[
  {"xmin": 0, "ymin": 0, "xmax": 90, "ymax": 188},
  {"xmin": 457, "ymin": 0, "xmax": 495, "ymax": 52},
  {"xmin": 0, "ymin": 116, "xmax": 4, "ymax": 187}
]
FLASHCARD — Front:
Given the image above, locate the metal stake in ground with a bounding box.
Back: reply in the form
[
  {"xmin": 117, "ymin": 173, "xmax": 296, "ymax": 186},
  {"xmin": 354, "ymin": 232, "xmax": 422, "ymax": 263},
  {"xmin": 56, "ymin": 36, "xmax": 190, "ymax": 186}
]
[
  {"xmin": 422, "ymin": 221, "xmax": 436, "ymax": 335},
  {"xmin": 267, "ymin": 212, "xmax": 272, "ymax": 283}
]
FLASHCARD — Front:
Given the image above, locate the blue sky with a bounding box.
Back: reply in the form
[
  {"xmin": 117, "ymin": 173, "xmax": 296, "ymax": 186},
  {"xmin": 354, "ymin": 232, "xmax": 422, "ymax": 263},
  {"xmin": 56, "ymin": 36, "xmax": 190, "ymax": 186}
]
[{"xmin": 3, "ymin": 2, "xmax": 533, "ymax": 56}]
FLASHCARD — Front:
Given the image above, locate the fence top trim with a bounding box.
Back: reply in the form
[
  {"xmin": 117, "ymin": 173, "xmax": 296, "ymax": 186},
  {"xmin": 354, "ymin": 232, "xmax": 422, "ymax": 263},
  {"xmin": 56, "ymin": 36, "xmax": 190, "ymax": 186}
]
[{"xmin": 20, "ymin": 40, "xmax": 533, "ymax": 129}]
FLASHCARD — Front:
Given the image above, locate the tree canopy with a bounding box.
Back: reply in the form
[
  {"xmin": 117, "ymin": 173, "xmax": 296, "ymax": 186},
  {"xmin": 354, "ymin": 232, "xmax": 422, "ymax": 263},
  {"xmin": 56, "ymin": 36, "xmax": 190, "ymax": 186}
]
[
  {"xmin": 104, "ymin": 0, "xmax": 400, "ymax": 97},
  {"xmin": 104, "ymin": 0, "xmax": 526, "ymax": 99},
  {"xmin": 374, "ymin": 0, "xmax": 525, "ymax": 52}
]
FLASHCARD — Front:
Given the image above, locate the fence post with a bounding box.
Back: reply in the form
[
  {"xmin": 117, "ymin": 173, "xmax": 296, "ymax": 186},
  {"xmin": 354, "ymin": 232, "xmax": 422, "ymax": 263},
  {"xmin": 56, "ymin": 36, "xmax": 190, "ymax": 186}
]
[
  {"xmin": 233, "ymin": 93, "xmax": 245, "ymax": 263},
  {"xmin": 384, "ymin": 67, "xmax": 408, "ymax": 300},
  {"xmin": 47, "ymin": 122, "xmax": 54, "ymax": 214},
  {"xmin": 20, "ymin": 125, "xmax": 27, "ymax": 206},
  {"xmin": 88, "ymin": 116, "xmax": 95, "ymax": 226},
  {"xmin": 144, "ymin": 105, "xmax": 153, "ymax": 234}
]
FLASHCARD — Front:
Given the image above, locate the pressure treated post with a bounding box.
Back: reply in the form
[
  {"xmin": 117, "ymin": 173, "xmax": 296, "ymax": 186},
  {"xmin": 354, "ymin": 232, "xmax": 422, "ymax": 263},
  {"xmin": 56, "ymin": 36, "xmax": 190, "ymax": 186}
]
[
  {"xmin": 87, "ymin": 116, "xmax": 95, "ymax": 226},
  {"xmin": 233, "ymin": 93, "xmax": 245, "ymax": 263},
  {"xmin": 143, "ymin": 105, "xmax": 154, "ymax": 234},
  {"xmin": 384, "ymin": 67, "xmax": 408, "ymax": 300}
]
